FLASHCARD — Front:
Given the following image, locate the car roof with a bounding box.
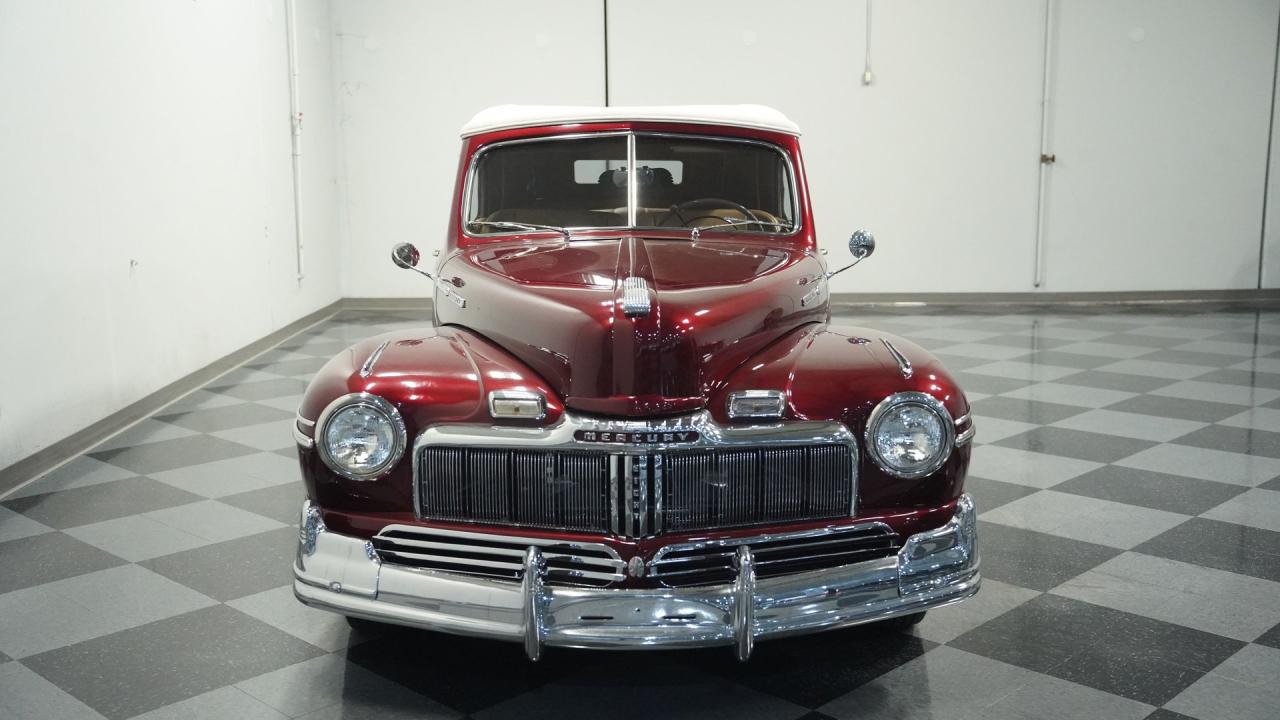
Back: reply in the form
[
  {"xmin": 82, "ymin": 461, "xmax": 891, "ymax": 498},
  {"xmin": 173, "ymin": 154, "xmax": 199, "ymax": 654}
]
[{"xmin": 460, "ymin": 104, "xmax": 801, "ymax": 137}]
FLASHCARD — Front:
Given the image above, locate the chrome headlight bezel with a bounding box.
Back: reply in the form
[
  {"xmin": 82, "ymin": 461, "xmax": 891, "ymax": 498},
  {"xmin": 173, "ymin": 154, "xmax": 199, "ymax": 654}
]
[
  {"xmin": 315, "ymin": 392, "xmax": 407, "ymax": 481},
  {"xmin": 865, "ymin": 391, "xmax": 955, "ymax": 479}
]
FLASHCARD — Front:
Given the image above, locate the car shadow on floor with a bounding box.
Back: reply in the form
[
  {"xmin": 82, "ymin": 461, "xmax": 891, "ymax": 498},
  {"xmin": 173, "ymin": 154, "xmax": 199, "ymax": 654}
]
[{"xmin": 341, "ymin": 617, "xmax": 931, "ymax": 716}]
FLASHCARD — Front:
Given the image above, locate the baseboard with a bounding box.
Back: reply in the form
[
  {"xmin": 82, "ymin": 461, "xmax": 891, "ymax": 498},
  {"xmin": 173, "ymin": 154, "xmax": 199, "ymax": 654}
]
[
  {"xmin": 829, "ymin": 289, "xmax": 1280, "ymax": 307},
  {"xmin": 342, "ymin": 297, "xmax": 435, "ymax": 311},
  {"xmin": 0, "ymin": 300, "xmax": 345, "ymax": 499}
]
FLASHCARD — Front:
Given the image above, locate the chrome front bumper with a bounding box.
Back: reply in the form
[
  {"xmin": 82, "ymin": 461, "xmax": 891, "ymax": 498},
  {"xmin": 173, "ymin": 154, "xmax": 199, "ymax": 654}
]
[{"xmin": 293, "ymin": 495, "xmax": 980, "ymax": 661}]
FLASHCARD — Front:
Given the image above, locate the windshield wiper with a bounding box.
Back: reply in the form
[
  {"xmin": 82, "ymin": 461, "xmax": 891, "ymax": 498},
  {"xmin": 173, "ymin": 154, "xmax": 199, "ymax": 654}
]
[
  {"xmin": 467, "ymin": 220, "xmax": 571, "ymax": 242},
  {"xmin": 690, "ymin": 219, "xmax": 795, "ymax": 241}
]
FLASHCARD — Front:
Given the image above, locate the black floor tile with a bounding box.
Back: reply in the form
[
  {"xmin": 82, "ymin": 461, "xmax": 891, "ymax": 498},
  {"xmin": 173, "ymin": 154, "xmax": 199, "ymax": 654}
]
[
  {"xmin": 1135, "ymin": 517, "xmax": 1280, "ymax": 583},
  {"xmin": 247, "ymin": 356, "xmax": 330, "ymax": 376},
  {"xmin": 950, "ymin": 594, "xmax": 1243, "ymax": 706},
  {"xmin": 208, "ymin": 377, "xmax": 309, "ymax": 401},
  {"xmin": 1103, "ymin": 395, "xmax": 1244, "ymax": 423},
  {"xmin": 22, "ymin": 605, "xmax": 323, "ymax": 720},
  {"xmin": 1254, "ymin": 620, "xmax": 1280, "ymax": 649},
  {"xmin": 220, "ymin": 484, "xmax": 305, "ymax": 525},
  {"xmin": 700, "ymin": 623, "xmax": 934, "ymax": 708},
  {"xmin": 89, "ymin": 434, "xmax": 259, "ymax": 474},
  {"xmin": 970, "ymin": 396, "xmax": 1088, "ymax": 425},
  {"xmin": 2, "ymin": 477, "xmax": 203, "ymax": 530},
  {"xmin": 1144, "ymin": 709, "xmax": 1203, "ymax": 720},
  {"xmin": 1096, "ymin": 332, "xmax": 1189, "ymax": 349},
  {"xmin": 1021, "ymin": 350, "xmax": 1125, "ymax": 370},
  {"xmin": 141, "ymin": 526, "xmax": 298, "ymax": 601},
  {"xmin": 1054, "ymin": 370, "xmax": 1179, "ymax": 394},
  {"xmin": 975, "ymin": 521, "xmax": 1121, "ymax": 592},
  {"xmin": 1151, "ymin": 350, "xmax": 1242, "ymax": 368},
  {"xmin": 1194, "ymin": 368, "xmax": 1280, "ymax": 390},
  {"xmin": 1172, "ymin": 425, "xmax": 1280, "ymax": 459},
  {"xmin": 345, "ymin": 627, "xmax": 572, "ymax": 714},
  {"xmin": 963, "ymin": 476, "xmax": 1041, "ymax": 511},
  {"xmin": 155, "ymin": 403, "xmax": 294, "ymax": 433},
  {"xmin": 994, "ymin": 427, "xmax": 1155, "ymax": 463},
  {"xmin": 1053, "ymin": 466, "xmax": 1248, "ymax": 516},
  {"xmin": 0, "ymin": 532, "xmax": 126, "ymax": 594},
  {"xmin": 951, "ymin": 373, "xmax": 1035, "ymax": 396}
]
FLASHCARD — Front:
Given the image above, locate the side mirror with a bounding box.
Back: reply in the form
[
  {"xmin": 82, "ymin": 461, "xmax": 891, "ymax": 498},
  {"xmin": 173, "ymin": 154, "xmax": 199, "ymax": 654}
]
[
  {"xmin": 391, "ymin": 242, "xmax": 421, "ymax": 270},
  {"xmin": 826, "ymin": 229, "xmax": 876, "ymax": 279},
  {"xmin": 848, "ymin": 230, "xmax": 875, "ymax": 260}
]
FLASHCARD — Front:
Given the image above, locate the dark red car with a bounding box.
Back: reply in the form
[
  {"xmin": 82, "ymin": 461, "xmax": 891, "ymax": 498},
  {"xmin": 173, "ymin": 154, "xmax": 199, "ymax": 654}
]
[{"xmin": 292, "ymin": 105, "xmax": 979, "ymax": 661}]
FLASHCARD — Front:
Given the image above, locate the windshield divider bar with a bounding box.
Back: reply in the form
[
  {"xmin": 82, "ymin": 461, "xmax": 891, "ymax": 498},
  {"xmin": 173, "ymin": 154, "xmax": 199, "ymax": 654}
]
[{"xmin": 626, "ymin": 133, "xmax": 637, "ymax": 228}]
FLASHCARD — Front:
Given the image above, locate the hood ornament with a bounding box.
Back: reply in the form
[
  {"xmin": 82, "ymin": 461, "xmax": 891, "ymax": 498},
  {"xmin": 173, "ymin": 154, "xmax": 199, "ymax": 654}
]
[{"xmin": 621, "ymin": 277, "xmax": 651, "ymax": 318}]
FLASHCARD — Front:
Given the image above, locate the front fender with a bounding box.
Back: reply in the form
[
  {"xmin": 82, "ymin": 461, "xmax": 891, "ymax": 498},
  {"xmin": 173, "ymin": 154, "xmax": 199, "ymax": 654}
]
[
  {"xmin": 296, "ymin": 326, "xmax": 565, "ymax": 517},
  {"xmin": 710, "ymin": 323, "xmax": 972, "ymax": 513}
]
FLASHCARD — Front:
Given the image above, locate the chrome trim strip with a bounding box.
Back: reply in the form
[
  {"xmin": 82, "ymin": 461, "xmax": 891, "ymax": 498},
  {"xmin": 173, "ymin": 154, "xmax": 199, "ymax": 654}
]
[
  {"xmin": 880, "ymin": 338, "xmax": 913, "ymax": 379},
  {"xmin": 649, "ymin": 521, "xmax": 895, "ymax": 569},
  {"xmin": 296, "ymin": 414, "xmax": 316, "ymax": 428},
  {"xmin": 360, "ymin": 340, "xmax": 391, "ymax": 378},
  {"xmin": 865, "ymin": 392, "xmax": 956, "ymax": 479},
  {"xmin": 486, "ymin": 389, "xmax": 548, "ymax": 420},
  {"xmin": 293, "ymin": 423, "xmax": 314, "ymax": 449},
  {"xmin": 953, "ymin": 413, "xmax": 970, "ymax": 428},
  {"xmin": 956, "ymin": 422, "xmax": 976, "ymax": 446},
  {"xmin": 626, "ymin": 133, "xmax": 638, "ymax": 228}
]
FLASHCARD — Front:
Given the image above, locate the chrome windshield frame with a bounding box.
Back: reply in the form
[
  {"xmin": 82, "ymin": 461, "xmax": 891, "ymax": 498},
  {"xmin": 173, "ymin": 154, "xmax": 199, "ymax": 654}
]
[{"xmin": 460, "ymin": 131, "xmax": 802, "ymax": 240}]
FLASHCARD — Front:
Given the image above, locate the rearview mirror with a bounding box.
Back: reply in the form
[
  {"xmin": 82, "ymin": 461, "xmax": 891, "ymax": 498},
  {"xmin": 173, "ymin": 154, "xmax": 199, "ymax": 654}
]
[
  {"xmin": 391, "ymin": 243, "xmax": 420, "ymax": 269},
  {"xmin": 849, "ymin": 230, "xmax": 875, "ymax": 260}
]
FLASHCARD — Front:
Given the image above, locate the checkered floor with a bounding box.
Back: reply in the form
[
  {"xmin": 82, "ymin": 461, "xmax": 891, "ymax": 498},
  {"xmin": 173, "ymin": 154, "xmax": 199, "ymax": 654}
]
[{"xmin": 3, "ymin": 305, "xmax": 1280, "ymax": 720}]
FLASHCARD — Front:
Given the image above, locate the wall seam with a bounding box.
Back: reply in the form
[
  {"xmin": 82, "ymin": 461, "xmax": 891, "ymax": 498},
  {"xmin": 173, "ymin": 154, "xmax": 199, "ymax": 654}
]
[{"xmin": 1258, "ymin": 4, "xmax": 1280, "ymax": 289}]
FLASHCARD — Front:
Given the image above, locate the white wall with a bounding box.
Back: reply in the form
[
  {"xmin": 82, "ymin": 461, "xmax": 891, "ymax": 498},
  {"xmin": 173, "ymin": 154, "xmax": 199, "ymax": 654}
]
[
  {"xmin": 609, "ymin": 0, "xmax": 1047, "ymax": 294},
  {"xmin": 1042, "ymin": 0, "xmax": 1278, "ymax": 291},
  {"xmin": 332, "ymin": 0, "xmax": 1280, "ymax": 297},
  {"xmin": 0, "ymin": 0, "xmax": 341, "ymax": 470},
  {"xmin": 332, "ymin": 0, "xmax": 606, "ymax": 298}
]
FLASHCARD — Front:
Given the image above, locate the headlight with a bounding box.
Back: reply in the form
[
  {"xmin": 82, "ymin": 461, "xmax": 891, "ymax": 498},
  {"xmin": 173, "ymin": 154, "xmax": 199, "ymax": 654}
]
[
  {"xmin": 315, "ymin": 393, "xmax": 406, "ymax": 480},
  {"xmin": 866, "ymin": 392, "xmax": 955, "ymax": 478}
]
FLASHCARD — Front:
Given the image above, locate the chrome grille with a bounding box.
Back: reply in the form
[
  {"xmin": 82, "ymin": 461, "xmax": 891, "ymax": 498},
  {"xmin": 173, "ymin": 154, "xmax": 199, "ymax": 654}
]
[
  {"xmin": 371, "ymin": 524, "xmax": 625, "ymax": 587},
  {"xmin": 649, "ymin": 523, "xmax": 900, "ymax": 588},
  {"xmin": 661, "ymin": 445, "xmax": 854, "ymax": 533},
  {"xmin": 417, "ymin": 443, "xmax": 855, "ymax": 538},
  {"xmin": 418, "ymin": 447, "xmax": 610, "ymax": 533}
]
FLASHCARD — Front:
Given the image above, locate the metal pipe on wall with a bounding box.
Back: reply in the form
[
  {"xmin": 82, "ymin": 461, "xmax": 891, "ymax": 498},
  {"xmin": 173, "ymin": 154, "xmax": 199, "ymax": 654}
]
[
  {"xmin": 1033, "ymin": 0, "xmax": 1054, "ymax": 288},
  {"xmin": 285, "ymin": 0, "xmax": 305, "ymax": 281}
]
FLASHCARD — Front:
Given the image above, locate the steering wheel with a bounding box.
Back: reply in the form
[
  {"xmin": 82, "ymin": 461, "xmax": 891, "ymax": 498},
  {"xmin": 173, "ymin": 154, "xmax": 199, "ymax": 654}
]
[{"xmin": 658, "ymin": 198, "xmax": 762, "ymax": 229}]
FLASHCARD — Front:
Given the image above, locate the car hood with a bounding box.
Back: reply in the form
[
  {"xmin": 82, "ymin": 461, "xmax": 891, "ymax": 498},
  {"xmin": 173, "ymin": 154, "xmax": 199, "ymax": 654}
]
[{"xmin": 434, "ymin": 236, "xmax": 827, "ymax": 416}]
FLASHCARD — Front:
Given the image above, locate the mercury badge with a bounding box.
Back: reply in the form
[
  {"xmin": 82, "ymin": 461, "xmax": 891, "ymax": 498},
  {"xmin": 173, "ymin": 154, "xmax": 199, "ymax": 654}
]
[{"xmin": 573, "ymin": 429, "xmax": 700, "ymax": 444}]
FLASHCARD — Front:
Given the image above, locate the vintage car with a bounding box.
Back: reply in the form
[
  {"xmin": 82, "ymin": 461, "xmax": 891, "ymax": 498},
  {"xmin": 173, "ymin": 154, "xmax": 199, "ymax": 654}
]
[{"xmin": 292, "ymin": 105, "xmax": 979, "ymax": 661}]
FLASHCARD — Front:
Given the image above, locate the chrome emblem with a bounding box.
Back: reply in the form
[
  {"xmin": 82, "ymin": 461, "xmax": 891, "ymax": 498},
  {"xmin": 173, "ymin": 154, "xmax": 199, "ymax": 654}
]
[
  {"xmin": 627, "ymin": 556, "xmax": 646, "ymax": 578},
  {"xmin": 573, "ymin": 430, "xmax": 700, "ymax": 444}
]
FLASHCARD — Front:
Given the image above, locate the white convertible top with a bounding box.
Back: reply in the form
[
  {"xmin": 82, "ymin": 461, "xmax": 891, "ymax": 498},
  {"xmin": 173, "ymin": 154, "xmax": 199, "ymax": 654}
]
[{"xmin": 460, "ymin": 104, "xmax": 801, "ymax": 137}]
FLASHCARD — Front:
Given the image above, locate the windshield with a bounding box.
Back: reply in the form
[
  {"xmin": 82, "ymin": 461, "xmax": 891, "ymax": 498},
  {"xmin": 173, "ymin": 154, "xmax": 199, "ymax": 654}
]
[{"xmin": 465, "ymin": 133, "xmax": 797, "ymax": 236}]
